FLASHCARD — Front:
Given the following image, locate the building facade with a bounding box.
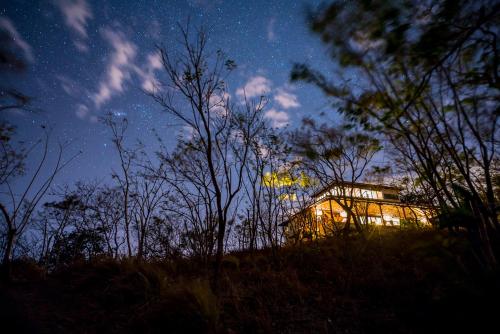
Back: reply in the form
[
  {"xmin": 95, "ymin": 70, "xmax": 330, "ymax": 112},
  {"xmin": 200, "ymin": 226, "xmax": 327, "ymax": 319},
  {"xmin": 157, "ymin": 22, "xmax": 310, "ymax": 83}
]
[{"xmin": 283, "ymin": 182, "xmax": 435, "ymax": 241}]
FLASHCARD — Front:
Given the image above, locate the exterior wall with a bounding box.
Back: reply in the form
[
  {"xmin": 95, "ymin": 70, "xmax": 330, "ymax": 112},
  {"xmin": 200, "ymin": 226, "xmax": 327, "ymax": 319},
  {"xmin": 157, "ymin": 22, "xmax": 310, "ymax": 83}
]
[
  {"xmin": 314, "ymin": 198, "xmax": 432, "ymax": 224},
  {"xmin": 284, "ymin": 197, "xmax": 435, "ymax": 242}
]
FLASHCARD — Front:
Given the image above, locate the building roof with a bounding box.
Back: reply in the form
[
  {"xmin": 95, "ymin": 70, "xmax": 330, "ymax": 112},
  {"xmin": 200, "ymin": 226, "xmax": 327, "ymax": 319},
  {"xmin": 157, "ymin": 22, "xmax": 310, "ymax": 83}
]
[{"xmin": 312, "ymin": 181, "xmax": 401, "ymax": 199}]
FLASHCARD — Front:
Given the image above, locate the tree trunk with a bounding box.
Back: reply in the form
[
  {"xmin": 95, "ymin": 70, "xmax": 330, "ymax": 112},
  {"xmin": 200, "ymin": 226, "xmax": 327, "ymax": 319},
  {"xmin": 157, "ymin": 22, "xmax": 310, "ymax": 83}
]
[
  {"xmin": 124, "ymin": 185, "xmax": 132, "ymax": 257},
  {"xmin": 2, "ymin": 228, "xmax": 15, "ymax": 282},
  {"xmin": 213, "ymin": 214, "xmax": 226, "ymax": 290}
]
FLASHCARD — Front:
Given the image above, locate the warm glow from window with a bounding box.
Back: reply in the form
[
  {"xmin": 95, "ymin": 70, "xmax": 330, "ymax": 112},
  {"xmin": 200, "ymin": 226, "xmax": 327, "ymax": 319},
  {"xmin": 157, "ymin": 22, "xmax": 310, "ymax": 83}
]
[{"xmin": 317, "ymin": 186, "xmax": 383, "ymax": 200}]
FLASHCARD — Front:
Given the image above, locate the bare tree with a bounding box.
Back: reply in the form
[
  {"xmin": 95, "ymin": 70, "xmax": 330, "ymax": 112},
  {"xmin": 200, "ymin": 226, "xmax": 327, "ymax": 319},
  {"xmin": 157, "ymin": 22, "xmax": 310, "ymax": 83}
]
[
  {"xmin": 149, "ymin": 24, "xmax": 266, "ymax": 284},
  {"xmin": 102, "ymin": 115, "xmax": 137, "ymax": 257},
  {"xmin": 0, "ymin": 123, "xmax": 26, "ymax": 186},
  {"xmin": 91, "ymin": 185, "xmax": 126, "ymax": 258},
  {"xmin": 36, "ymin": 185, "xmax": 87, "ymax": 269},
  {"xmin": 158, "ymin": 140, "xmax": 219, "ymax": 263},
  {"xmin": 35, "ymin": 180, "xmax": 139, "ymax": 269},
  {"xmin": 146, "ymin": 215, "xmax": 181, "ymax": 260},
  {"xmin": 0, "ymin": 127, "xmax": 79, "ymax": 279},
  {"xmin": 241, "ymin": 127, "xmax": 310, "ymax": 254},
  {"xmin": 292, "ymin": 120, "xmax": 382, "ymax": 234},
  {"xmin": 130, "ymin": 168, "xmax": 168, "ymax": 260}
]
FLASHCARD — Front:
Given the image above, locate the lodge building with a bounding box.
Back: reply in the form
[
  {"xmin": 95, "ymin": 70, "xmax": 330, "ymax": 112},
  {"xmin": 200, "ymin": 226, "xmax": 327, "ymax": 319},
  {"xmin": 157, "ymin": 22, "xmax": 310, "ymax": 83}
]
[{"xmin": 283, "ymin": 182, "xmax": 435, "ymax": 240}]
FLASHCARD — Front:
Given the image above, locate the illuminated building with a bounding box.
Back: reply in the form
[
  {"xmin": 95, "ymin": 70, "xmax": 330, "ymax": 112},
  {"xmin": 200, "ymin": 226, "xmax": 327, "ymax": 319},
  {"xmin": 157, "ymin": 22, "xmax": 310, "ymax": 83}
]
[{"xmin": 282, "ymin": 182, "xmax": 435, "ymax": 241}]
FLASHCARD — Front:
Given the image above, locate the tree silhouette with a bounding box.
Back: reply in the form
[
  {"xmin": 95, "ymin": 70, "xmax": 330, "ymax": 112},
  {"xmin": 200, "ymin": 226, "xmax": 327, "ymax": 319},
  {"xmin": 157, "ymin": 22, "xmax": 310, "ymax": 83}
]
[
  {"xmin": 292, "ymin": 0, "xmax": 499, "ymax": 268},
  {"xmin": 0, "ymin": 128, "xmax": 79, "ymax": 280},
  {"xmin": 149, "ymin": 24, "xmax": 267, "ymax": 285}
]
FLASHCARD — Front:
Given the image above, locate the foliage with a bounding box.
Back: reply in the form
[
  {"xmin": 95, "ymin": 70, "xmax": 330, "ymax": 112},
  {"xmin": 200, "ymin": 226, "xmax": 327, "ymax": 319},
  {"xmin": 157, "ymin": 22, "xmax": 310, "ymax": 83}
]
[
  {"xmin": 291, "ymin": 118, "xmax": 382, "ymax": 233},
  {"xmin": 292, "ymin": 0, "xmax": 499, "ymax": 266},
  {"xmin": 437, "ymin": 207, "xmax": 476, "ymax": 230},
  {"xmin": 48, "ymin": 228, "xmax": 107, "ymax": 267},
  {"xmin": 0, "ymin": 123, "xmax": 26, "ymax": 184}
]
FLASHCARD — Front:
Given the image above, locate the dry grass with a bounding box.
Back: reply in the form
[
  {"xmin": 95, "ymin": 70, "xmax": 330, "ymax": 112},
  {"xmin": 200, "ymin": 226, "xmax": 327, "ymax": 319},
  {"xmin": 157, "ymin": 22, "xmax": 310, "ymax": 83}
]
[{"xmin": 1, "ymin": 228, "xmax": 499, "ymax": 333}]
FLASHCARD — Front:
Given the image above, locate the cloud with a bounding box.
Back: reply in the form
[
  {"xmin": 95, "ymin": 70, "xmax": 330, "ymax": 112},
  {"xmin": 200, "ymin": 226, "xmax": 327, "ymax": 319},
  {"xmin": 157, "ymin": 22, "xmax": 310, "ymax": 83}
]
[
  {"xmin": 209, "ymin": 92, "xmax": 230, "ymax": 117},
  {"xmin": 56, "ymin": 74, "xmax": 80, "ymax": 96},
  {"xmin": 180, "ymin": 124, "xmax": 196, "ymax": 140},
  {"xmin": 257, "ymin": 141, "xmax": 270, "ymax": 158},
  {"xmin": 75, "ymin": 103, "xmax": 100, "ymax": 123},
  {"xmin": 273, "ymin": 88, "xmax": 300, "ymax": 109},
  {"xmin": 92, "ymin": 28, "xmax": 137, "ymax": 108},
  {"xmin": 0, "ymin": 17, "xmax": 34, "ymax": 63},
  {"xmin": 71, "ymin": 26, "xmax": 163, "ymax": 118},
  {"xmin": 267, "ymin": 17, "xmax": 276, "ymax": 42},
  {"xmin": 236, "ymin": 76, "xmax": 272, "ymax": 99},
  {"xmin": 73, "ymin": 40, "xmax": 89, "ymax": 52},
  {"xmin": 53, "ymin": 0, "xmax": 92, "ymax": 38},
  {"xmin": 146, "ymin": 20, "xmax": 161, "ymax": 40},
  {"xmin": 89, "ymin": 28, "xmax": 164, "ymax": 108},
  {"xmin": 75, "ymin": 103, "xmax": 89, "ymax": 119},
  {"xmin": 264, "ymin": 108, "xmax": 289, "ymax": 128},
  {"xmin": 53, "ymin": 0, "xmax": 93, "ymax": 51},
  {"xmin": 135, "ymin": 52, "xmax": 162, "ymax": 93}
]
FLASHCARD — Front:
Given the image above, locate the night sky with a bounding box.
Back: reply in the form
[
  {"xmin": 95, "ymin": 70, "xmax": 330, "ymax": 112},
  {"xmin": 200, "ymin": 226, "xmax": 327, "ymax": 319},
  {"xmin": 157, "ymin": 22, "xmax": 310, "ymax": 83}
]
[{"xmin": 1, "ymin": 0, "xmax": 336, "ymax": 190}]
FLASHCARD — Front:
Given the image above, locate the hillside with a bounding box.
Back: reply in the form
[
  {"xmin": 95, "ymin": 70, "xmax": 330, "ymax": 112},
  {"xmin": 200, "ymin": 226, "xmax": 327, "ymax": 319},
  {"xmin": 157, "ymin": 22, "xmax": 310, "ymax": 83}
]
[{"xmin": 1, "ymin": 229, "xmax": 499, "ymax": 333}]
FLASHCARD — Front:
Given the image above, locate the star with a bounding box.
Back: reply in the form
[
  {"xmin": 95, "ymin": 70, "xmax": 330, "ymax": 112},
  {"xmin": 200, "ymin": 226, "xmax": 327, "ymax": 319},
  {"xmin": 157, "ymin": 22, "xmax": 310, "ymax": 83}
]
[{"xmin": 2, "ymin": 0, "xmax": 327, "ymax": 186}]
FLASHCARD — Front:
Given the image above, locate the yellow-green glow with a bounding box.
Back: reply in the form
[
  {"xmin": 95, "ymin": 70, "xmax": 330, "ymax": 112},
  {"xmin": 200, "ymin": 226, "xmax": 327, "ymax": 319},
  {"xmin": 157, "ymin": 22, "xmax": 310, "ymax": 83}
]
[
  {"xmin": 279, "ymin": 193, "xmax": 298, "ymax": 201},
  {"xmin": 262, "ymin": 171, "xmax": 314, "ymax": 188}
]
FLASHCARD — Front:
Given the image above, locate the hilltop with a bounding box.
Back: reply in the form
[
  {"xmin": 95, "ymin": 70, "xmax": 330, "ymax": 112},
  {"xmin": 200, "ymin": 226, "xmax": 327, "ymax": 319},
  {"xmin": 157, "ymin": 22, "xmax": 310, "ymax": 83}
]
[{"xmin": 1, "ymin": 228, "xmax": 498, "ymax": 333}]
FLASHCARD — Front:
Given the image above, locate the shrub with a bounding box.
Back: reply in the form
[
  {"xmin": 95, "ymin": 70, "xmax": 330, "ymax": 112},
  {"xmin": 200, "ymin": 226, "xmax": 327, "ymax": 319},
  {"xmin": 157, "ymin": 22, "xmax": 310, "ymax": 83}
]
[
  {"xmin": 136, "ymin": 279, "xmax": 218, "ymax": 333},
  {"xmin": 222, "ymin": 255, "xmax": 240, "ymax": 271}
]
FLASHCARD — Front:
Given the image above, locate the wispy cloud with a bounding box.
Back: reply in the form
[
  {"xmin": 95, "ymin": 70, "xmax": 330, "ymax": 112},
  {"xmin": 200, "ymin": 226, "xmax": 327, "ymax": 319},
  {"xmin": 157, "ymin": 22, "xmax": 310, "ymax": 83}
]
[
  {"xmin": 135, "ymin": 52, "xmax": 162, "ymax": 93},
  {"xmin": 236, "ymin": 76, "xmax": 272, "ymax": 99},
  {"xmin": 0, "ymin": 16, "xmax": 34, "ymax": 63},
  {"xmin": 267, "ymin": 17, "xmax": 276, "ymax": 42},
  {"xmin": 209, "ymin": 92, "xmax": 230, "ymax": 118},
  {"xmin": 75, "ymin": 104, "xmax": 99, "ymax": 123},
  {"xmin": 56, "ymin": 74, "xmax": 81, "ymax": 96},
  {"xmin": 90, "ymin": 28, "xmax": 164, "ymax": 109},
  {"xmin": 264, "ymin": 108, "xmax": 289, "ymax": 128},
  {"xmin": 180, "ymin": 124, "xmax": 196, "ymax": 140},
  {"xmin": 146, "ymin": 20, "xmax": 162, "ymax": 40},
  {"xmin": 92, "ymin": 28, "xmax": 137, "ymax": 108},
  {"xmin": 61, "ymin": 23, "xmax": 162, "ymax": 120},
  {"xmin": 53, "ymin": 0, "xmax": 93, "ymax": 51},
  {"xmin": 75, "ymin": 103, "xmax": 88, "ymax": 119},
  {"xmin": 274, "ymin": 88, "xmax": 300, "ymax": 109}
]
